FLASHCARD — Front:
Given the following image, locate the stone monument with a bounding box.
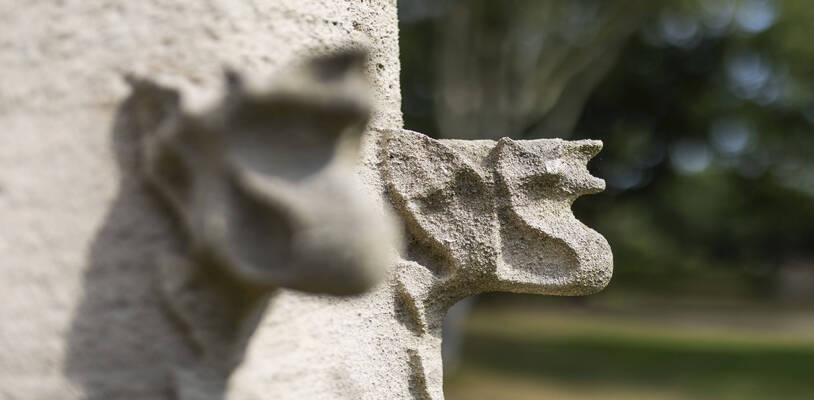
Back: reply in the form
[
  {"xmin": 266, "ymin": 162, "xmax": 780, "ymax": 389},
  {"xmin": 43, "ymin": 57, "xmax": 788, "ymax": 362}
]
[{"xmin": 0, "ymin": 1, "xmax": 611, "ymax": 399}]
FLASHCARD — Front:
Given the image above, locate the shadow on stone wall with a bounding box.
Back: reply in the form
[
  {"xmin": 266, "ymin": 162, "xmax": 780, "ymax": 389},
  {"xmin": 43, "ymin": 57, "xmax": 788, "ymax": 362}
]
[{"xmin": 63, "ymin": 96, "xmax": 198, "ymax": 399}]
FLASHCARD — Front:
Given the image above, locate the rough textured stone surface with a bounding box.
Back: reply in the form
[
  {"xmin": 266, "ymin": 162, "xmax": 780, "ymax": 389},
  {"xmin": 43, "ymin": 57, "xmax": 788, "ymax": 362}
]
[
  {"xmin": 128, "ymin": 50, "xmax": 396, "ymax": 295},
  {"xmin": 0, "ymin": 1, "xmax": 611, "ymax": 399},
  {"xmin": 123, "ymin": 50, "xmax": 400, "ymax": 398},
  {"xmin": 233, "ymin": 130, "xmax": 611, "ymax": 399},
  {"xmin": 0, "ymin": 1, "xmax": 401, "ymax": 399}
]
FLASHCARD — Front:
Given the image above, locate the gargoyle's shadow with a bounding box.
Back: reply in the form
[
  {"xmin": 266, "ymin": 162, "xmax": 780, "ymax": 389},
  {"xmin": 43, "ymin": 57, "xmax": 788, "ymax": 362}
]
[{"xmin": 63, "ymin": 95, "xmax": 198, "ymax": 399}]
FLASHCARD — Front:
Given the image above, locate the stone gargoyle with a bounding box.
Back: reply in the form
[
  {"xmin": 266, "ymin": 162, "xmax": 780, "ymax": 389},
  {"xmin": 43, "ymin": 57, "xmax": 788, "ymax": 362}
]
[
  {"xmin": 377, "ymin": 130, "xmax": 613, "ymax": 399},
  {"xmin": 119, "ymin": 47, "xmax": 612, "ymax": 400},
  {"xmin": 242, "ymin": 127, "xmax": 613, "ymax": 400},
  {"xmin": 123, "ymin": 50, "xmax": 401, "ymax": 399}
]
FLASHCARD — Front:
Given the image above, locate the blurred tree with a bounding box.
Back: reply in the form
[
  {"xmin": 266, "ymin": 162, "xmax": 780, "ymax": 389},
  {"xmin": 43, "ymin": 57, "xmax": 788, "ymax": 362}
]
[
  {"xmin": 434, "ymin": 0, "xmax": 654, "ymax": 140},
  {"xmin": 399, "ymin": 0, "xmax": 814, "ymax": 298}
]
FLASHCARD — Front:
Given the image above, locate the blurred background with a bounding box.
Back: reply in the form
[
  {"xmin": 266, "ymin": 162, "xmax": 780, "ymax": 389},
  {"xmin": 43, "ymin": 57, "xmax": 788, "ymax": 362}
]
[{"xmin": 398, "ymin": 0, "xmax": 814, "ymax": 398}]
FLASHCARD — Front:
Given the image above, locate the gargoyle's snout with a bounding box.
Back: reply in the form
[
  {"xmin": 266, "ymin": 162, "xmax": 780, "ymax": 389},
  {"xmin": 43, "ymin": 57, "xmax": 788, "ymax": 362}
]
[
  {"xmin": 559, "ymin": 140, "xmax": 605, "ymax": 196},
  {"xmin": 495, "ymin": 138, "xmax": 606, "ymax": 197},
  {"xmin": 219, "ymin": 167, "xmax": 399, "ymax": 296},
  {"xmin": 565, "ymin": 170, "xmax": 606, "ymax": 197}
]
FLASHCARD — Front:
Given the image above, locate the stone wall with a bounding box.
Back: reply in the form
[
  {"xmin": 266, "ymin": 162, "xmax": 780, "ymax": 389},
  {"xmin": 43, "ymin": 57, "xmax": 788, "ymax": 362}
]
[
  {"xmin": 0, "ymin": 1, "xmax": 401, "ymax": 398},
  {"xmin": 0, "ymin": 1, "xmax": 611, "ymax": 399}
]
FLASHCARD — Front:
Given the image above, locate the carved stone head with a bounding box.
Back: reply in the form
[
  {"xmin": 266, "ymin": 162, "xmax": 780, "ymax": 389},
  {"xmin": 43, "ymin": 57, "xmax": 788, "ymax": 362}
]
[
  {"xmin": 381, "ymin": 130, "xmax": 612, "ymax": 330},
  {"xmin": 120, "ymin": 50, "xmax": 403, "ymax": 398},
  {"xmin": 126, "ymin": 50, "xmax": 400, "ymax": 296}
]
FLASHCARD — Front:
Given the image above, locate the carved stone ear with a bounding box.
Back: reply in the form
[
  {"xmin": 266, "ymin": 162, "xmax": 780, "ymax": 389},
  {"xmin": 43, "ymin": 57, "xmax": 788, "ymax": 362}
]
[
  {"xmin": 381, "ymin": 130, "xmax": 499, "ymax": 277},
  {"xmin": 125, "ymin": 78, "xmax": 205, "ymax": 236},
  {"xmin": 494, "ymin": 138, "xmax": 605, "ymax": 200},
  {"xmin": 124, "ymin": 76, "xmax": 182, "ymax": 135},
  {"xmin": 493, "ymin": 138, "xmax": 612, "ymax": 295}
]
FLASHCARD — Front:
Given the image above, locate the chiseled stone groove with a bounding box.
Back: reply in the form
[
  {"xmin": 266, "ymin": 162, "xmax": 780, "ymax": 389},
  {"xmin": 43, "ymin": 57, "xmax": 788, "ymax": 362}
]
[{"xmin": 381, "ymin": 129, "xmax": 613, "ymax": 398}]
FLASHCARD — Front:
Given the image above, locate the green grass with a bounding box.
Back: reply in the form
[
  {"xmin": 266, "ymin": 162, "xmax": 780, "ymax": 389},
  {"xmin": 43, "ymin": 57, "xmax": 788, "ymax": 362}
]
[{"xmin": 445, "ymin": 305, "xmax": 814, "ymax": 400}]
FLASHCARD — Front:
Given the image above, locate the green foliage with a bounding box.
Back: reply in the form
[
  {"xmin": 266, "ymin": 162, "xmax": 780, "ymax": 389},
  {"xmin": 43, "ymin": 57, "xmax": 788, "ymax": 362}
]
[{"xmin": 447, "ymin": 306, "xmax": 814, "ymax": 400}]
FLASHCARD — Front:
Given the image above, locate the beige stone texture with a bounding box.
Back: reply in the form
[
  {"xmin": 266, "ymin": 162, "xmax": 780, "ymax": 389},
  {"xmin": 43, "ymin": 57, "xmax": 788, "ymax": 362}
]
[
  {"xmin": 235, "ymin": 130, "xmax": 611, "ymax": 400},
  {"xmin": 0, "ymin": 1, "xmax": 401, "ymax": 398},
  {"xmin": 0, "ymin": 1, "xmax": 611, "ymax": 399}
]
